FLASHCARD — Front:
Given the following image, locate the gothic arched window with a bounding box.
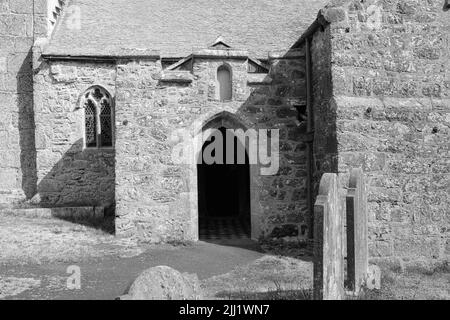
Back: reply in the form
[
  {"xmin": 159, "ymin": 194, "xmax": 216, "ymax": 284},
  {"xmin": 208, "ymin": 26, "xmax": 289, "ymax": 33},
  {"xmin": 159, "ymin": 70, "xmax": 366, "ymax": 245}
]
[
  {"xmin": 82, "ymin": 86, "xmax": 114, "ymax": 148},
  {"xmin": 217, "ymin": 65, "xmax": 232, "ymax": 101}
]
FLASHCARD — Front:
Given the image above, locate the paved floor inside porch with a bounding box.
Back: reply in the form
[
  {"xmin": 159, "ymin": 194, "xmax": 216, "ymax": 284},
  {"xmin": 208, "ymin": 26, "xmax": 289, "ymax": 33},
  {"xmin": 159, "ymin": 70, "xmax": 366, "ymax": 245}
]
[{"xmin": 199, "ymin": 217, "xmax": 250, "ymax": 240}]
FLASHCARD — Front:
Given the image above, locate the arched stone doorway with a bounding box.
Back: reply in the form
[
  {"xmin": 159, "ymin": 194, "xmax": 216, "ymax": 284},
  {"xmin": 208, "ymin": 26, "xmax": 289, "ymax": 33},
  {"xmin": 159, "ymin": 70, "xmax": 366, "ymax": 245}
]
[
  {"xmin": 189, "ymin": 111, "xmax": 262, "ymax": 242},
  {"xmin": 195, "ymin": 113, "xmax": 257, "ymax": 241}
]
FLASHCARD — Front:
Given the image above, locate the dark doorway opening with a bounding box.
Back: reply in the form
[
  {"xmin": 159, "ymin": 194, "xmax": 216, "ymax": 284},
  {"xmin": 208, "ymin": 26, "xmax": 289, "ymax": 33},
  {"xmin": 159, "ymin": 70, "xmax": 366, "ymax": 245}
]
[{"xmin": 198, "ymin": 127, "xmax": 251, "ymax": 240}]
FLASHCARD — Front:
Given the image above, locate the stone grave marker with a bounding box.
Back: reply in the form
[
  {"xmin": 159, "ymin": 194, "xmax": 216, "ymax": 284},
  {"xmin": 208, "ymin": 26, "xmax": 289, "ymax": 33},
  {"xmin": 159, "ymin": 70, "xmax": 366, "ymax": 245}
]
[
  {"xmin": 346, "ymin": 168, "xmax": 368, "ymax": 293},
  {"xmin": 313, "ymin": 173, "xmax": 345, "ymax": 300}
]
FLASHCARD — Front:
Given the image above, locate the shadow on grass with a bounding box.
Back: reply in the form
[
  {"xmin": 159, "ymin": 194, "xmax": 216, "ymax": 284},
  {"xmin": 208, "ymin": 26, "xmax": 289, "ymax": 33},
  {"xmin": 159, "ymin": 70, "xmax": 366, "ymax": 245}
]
[
  {"xmin": 53, "ymin": 204, "xmax": 116, "ymax": 235},
  {"xmin": 201, "ymin": 238, "xmax": 265, "ymax": 253},
  {"xmin": 216, "ymin": 289, "xmax": 312, "ymax": 300},
  {"xmin": 260, "ymin": 239, "xmax": 313, "ymax": 262}
]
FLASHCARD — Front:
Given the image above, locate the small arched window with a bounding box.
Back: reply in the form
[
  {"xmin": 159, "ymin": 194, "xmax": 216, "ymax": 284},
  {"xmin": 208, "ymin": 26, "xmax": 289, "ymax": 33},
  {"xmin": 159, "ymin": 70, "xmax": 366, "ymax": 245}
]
[
  {"xmin": 217, "ymin": 65, "xmax": 232, "ymax": 101},
  {"xmin": 82, "ymin": 86, "xmax": 113, "ymax": 148}
]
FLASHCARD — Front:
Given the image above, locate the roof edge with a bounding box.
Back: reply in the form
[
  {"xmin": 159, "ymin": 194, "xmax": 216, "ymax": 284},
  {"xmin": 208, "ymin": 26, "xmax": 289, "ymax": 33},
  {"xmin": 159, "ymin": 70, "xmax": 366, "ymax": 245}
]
[
  {"xmin": 41, "ymin": 53, "xmax": 161, "ymax": 62},
  {"xmin": 292, "ymin": 0, "xmax": 353, "ymax": 48},
  {"xmin": 292, "ymin": 11, "xmax": 329, "ymax": 48}
]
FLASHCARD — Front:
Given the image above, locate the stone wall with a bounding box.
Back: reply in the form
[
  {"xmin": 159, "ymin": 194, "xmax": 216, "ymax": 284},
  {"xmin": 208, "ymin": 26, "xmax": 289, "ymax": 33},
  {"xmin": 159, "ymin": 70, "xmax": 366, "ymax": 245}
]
[
  {"xmin": 0, "ymin": 0, "xmax": 47, "ymax": 203},
  {"xmin": 33, "ymin": 59, "xmax": 116, "ymax": 206},
  {"xmin": 261, "ymin": 52, "xmax": 311, "ymax": 240},
  {"xmin": 308, "ymin": 0, "xmax": 449, "ymax": 262},
  {"xmin": 310, "ymin": 25, "xmax": 336, "ymax": 186},
  {"xmin": 114, "ymin": 51, "xmax": 309, "ymax": 242}
]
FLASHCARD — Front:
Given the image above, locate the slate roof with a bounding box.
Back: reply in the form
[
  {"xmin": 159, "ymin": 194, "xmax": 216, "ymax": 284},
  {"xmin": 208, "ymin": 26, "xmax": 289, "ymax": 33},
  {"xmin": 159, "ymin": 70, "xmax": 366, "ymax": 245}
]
[{"xmin": 44, "ymin": 0, "xmax": 328, "ymax": 59}]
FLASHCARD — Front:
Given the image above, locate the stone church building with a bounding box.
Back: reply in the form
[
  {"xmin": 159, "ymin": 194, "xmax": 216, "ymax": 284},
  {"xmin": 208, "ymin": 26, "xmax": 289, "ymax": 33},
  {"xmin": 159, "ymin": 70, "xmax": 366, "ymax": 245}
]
[{"xmin": 0, "ymin": 0, "xmax": 449, "ymax": 263}]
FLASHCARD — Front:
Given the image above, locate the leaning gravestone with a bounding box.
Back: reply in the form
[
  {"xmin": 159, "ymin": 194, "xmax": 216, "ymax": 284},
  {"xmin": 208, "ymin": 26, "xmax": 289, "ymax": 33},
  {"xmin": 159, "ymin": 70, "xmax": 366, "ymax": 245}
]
[
  {"xmin": 313, "ymin": 173, "xmax": 345, "ymax": 300},
  {"xmin": 120, "ymin": 266, "xmax": 203, "ymax": 300},
  {"xmin": 346, "ymin": 168, "xmax": 368, "ymax": 293}
]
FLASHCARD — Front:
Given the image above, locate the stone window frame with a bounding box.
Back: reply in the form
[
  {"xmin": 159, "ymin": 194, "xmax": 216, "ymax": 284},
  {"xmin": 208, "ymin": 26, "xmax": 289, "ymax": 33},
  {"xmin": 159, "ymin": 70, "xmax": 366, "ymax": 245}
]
[
  {"xmin": 80, "ymin": 85, "xmax": 115, "ymax": 150},
  {"xmin": 216, "ymin": 63, "xmax": 233, "ymax": 102}
]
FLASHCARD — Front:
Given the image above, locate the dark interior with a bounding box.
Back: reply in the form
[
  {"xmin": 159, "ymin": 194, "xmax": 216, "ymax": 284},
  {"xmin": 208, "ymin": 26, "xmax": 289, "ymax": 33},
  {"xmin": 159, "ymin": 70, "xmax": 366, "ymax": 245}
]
[{"xmin": 198, "ymin": 127, "xmax": 251, "ymax": 239}]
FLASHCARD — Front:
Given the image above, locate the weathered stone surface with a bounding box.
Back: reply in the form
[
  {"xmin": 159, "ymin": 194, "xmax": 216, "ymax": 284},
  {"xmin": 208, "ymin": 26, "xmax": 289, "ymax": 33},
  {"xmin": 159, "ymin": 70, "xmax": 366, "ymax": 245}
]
[
  {"xmin": 345, "ymin": 168, "xmax": 368, "ymax": 293},
  {"xmin": 0, "ymin": 56, "xmax": 6, "ymax": 73},
  {"xmin": 121, "ymin": 266, "xmax": 203, "ymax": 300},
  {"xmin": 309, "ymin": 0, "xmax": 449, "ymax": 264},
  {"xmin": 114, "ymin": 50, "xmax": 309, "ymax": 242},
  {"xmin": 0, "ymin": 0, "xmax": 51, "ymax": 202},
  {"xmin": 33, "ymin": 59, "xmax": 116, "ymax": 207},
  {"xmin": 160, "ymin": 70, "xmax": 194, "ymax": 83},
  {"xmin": 269, "ymin": 224, "xmax": 298, "ymax": 238},
  {"xmin": 1, "ymin": 0, "xmax": 447, "ymax": 265},
  {"xmin": 366, "ymin": 265, "xmax": 381, "ymax": 290},
  {"xmin": 313, "ymin": 173, "xmax": 345, "ymax": 300}
]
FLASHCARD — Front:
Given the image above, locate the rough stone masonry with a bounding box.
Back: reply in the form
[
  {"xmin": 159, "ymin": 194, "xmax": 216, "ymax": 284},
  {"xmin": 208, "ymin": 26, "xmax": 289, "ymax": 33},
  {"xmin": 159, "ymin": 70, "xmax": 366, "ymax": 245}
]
[
  {"xmin": 0, "ymin": 0, "xmax": 47, "ymax": 203},
  {"xmin": 0, "ymin": 0, "xmax": 448, "ymax": 265},
  {"xmin": 300, "ymin": 0, "xmax": 449, "ymax": 263}
]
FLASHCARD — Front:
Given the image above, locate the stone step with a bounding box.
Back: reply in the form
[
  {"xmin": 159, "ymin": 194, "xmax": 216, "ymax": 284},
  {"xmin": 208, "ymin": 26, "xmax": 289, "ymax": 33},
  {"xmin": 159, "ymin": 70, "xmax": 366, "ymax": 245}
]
[{"xmin": 0, "ymin": 206, "xmax": 105, "ymax": 221}]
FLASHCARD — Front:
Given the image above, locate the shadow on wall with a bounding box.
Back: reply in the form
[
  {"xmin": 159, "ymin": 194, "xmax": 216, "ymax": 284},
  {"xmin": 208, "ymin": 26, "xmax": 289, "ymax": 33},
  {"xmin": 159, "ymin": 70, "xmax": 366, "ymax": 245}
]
[
  {"xmin": 304, "ymin": 28, "xmax": 339, "ymax": 205},
  {"xmin": 17, "ymin": 49, "xmax": 37, "ymax": 199},
  {"xmin": 15, "ymin": 51, "xmax": 116, "ymax": 234},
  {"xmin": 35, "ymin": 138, "xmax": 116, "ymax": 232},
  {"xmin": 231, "ymin": 42, "xmax": 338, "ymax": 241},
  {"xmin": 36, "ymin": 138, "xmax": 115, "ymax": 206}
]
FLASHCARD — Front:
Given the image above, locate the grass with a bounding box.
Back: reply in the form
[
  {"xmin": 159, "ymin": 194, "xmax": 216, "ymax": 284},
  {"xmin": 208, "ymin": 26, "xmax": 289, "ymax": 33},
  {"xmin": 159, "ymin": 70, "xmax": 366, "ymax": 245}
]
[
  {"xmin": 351, "ymin": 262, "xmax": 449, "ymax": 300},
  {"xmin": 58, "ymin": 214, "xmax": 115, "ymax": 235},
  {"xmin": 0, "ymin": 214, "xmax": 142, "ymax": 265},
  {"xmin": 211, "ymin": 257, "xmax": 449, "ymax": 300},
  {"xmin": 218, "ymin": 289, "xmax": 312, "ymax": 300},
  {"xmin": 218, "ymin": 278, "xmax": 313, "ymax": 300}
]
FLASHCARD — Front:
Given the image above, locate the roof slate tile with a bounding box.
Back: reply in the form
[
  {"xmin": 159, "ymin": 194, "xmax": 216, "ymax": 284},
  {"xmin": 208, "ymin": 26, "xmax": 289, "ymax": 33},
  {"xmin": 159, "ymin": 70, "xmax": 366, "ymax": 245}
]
[{"xmin": 45, "ymin": 0, "xmax": 328, "ymax": 59}]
